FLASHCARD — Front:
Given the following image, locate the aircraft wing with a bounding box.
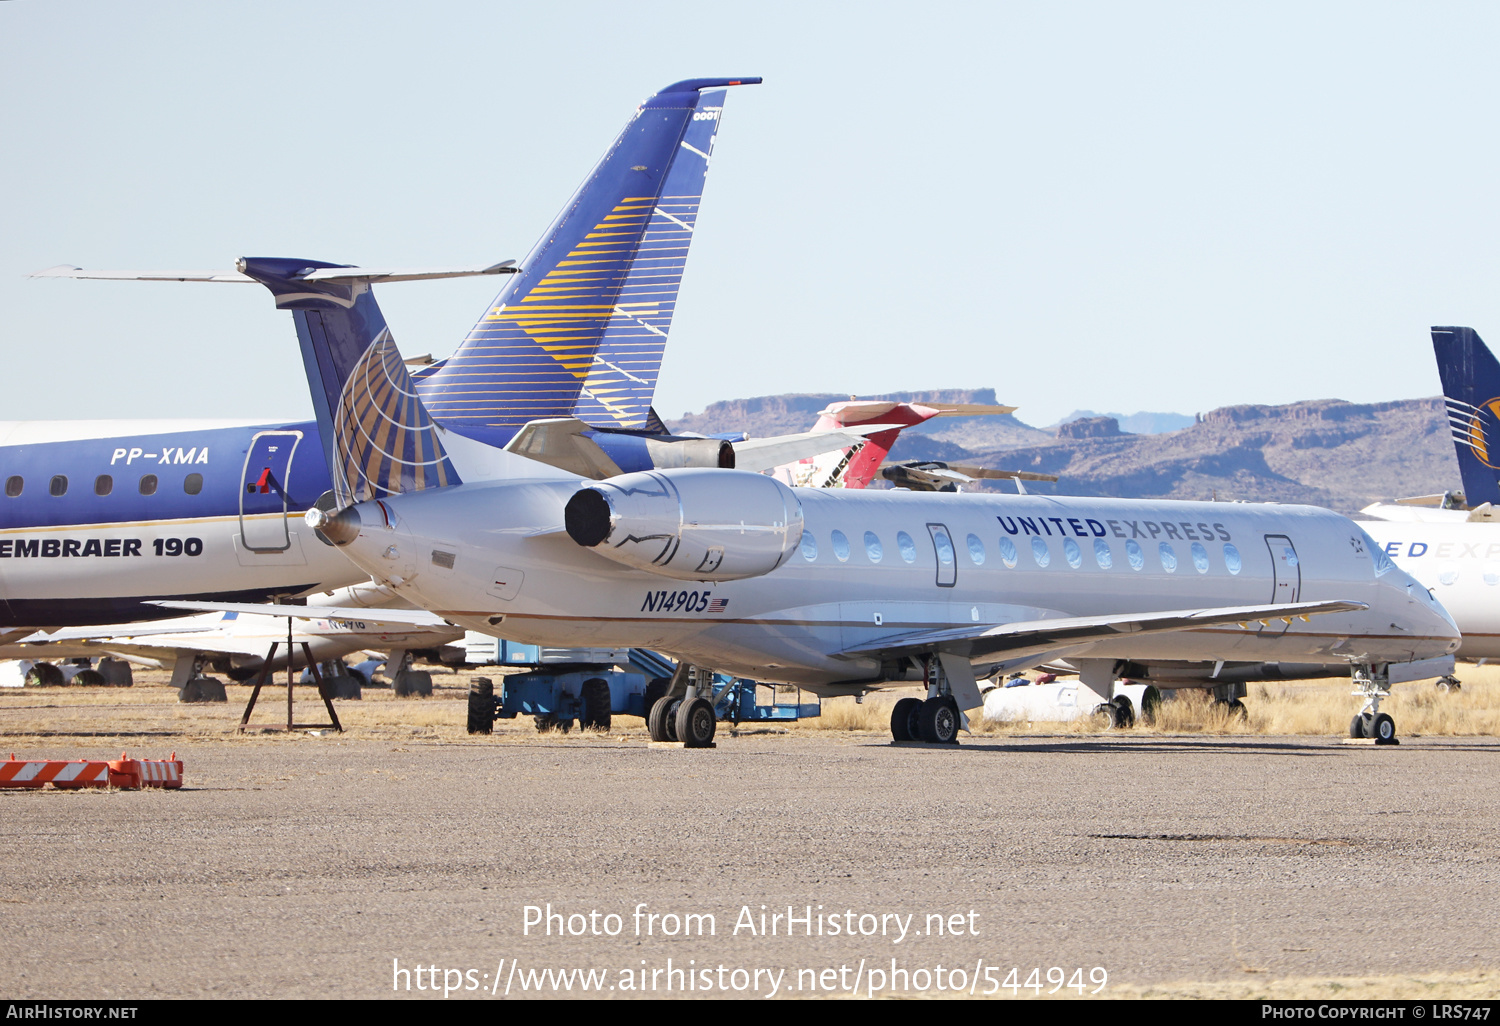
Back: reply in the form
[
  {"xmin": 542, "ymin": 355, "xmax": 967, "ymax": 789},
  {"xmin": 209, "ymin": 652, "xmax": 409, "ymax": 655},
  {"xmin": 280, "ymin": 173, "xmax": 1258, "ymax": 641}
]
[
  {"xmin": 147, "ymin": 600, "xmax": 454, "ymax": 627},
  {"xmin": 28, "ymin": 261, "xmax": 517, "ymax": 284},
  {"xmin": 732, "ymin": 425, "xmax": 906, "ymax": 474},
  {"xmin": 843, "ymin": 599, "xmax": 1368, "ymax": 662}
]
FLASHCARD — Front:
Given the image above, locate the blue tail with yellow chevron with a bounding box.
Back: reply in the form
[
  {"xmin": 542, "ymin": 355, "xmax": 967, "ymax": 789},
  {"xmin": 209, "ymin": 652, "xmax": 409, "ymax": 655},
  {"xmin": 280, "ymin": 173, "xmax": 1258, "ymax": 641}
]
[
  {"xmin": 1434, "ymin": 326, "xmax": 1500, "ymax": 507},
  {"xmin": 413, "ymin": 77, "xmax": 760, "ymax": 446},
  {"xmin": 238, "ymin": 257, "xmax": 462, "ymax": 508}
]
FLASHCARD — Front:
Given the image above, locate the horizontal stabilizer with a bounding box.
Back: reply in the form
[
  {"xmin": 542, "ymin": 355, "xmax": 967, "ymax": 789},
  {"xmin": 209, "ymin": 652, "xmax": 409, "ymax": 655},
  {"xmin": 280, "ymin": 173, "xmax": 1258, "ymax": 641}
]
[
  {"xmin": 733, "ymin": 425, "xmax": 904, "ymax": 473},
  {"xmin": 845, "ymin": 599, "xmax": 1369, "ymax": 662},
  {"xmin": 148, "ymin": 600, "xmax": 453, "ymax": 627},
  {"xmin": 29, "ymin": 261, "xmax": 517, "ymax": 284},
  {"xmin": 504, "ymin": 418, "xmax": 625, "ymax": 479}
]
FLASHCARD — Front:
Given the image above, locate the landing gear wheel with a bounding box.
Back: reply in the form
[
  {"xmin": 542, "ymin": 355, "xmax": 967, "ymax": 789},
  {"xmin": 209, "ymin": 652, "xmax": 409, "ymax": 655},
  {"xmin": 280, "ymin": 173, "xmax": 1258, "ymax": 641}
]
[
  {"xmin": 1140, "ymin": 685, "xmax": 1162, "ymax": 725},
  {"xmin": 1371, "ymin": 712, "xmax": 1397, "ymax": 743},
  {"xmin": 1111, "ymin": 695, "xmax": 1136, "ymax": 728},
  {"xmin": 917, "ymin": 696, "xmax": 960, "ymax": 744},
  {"xmin": 647, "ymin": 696, "xmax": 678, "ymax": 742},
  {"xmin": 1226, "ymin": 699, "xmax": 1248, "ymax": 720},
  {"xmin": 1437, "ymin": 675, "xmax": 1462, "ymax": 693},
  {"xmin": 580, "ymin": 678, "xmax": 612, "ymax": 731},
  {"xmin": 890, "ymin": 697, "xmax": 922, "ymax": 742},
  {"xmin": 1349, "ymin": 714, "xmax": 1367, "ymax": 739},
  {"xmin": 675, "ymin": 697, "xmax": 717, "ymax": 748}
]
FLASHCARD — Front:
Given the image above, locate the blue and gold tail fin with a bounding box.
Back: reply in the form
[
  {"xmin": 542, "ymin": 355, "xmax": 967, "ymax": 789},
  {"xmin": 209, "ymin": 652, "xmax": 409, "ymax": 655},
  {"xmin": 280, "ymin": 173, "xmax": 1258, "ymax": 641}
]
[
  {"xmin": 413, "ymin": 78, "xmax": 760, "ymax": 445},
  {"xmin": 569, "ymin": 87, "xmax": 739, "ymax": 430},
  {"xmin": 1433, "ymin": 326, "xmax": 1500, "ymax": 506},
  {"xmin": 239, "ymin": 257, "xmax": 463, "ymax": 507}
]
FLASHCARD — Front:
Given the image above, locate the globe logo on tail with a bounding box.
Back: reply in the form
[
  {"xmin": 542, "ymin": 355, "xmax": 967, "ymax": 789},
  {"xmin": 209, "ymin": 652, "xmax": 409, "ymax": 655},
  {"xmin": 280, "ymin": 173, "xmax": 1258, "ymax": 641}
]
[{"xmin": 1446, "ymin": 395, "xmax": 1500, "ymax": 469}]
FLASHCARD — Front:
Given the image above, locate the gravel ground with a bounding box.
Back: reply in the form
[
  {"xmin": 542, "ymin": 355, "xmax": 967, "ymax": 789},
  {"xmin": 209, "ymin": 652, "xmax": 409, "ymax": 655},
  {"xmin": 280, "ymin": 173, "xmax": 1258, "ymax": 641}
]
[{"xmin": 2, "ymin": 687, "xmax": 1498, "ymax": 999}]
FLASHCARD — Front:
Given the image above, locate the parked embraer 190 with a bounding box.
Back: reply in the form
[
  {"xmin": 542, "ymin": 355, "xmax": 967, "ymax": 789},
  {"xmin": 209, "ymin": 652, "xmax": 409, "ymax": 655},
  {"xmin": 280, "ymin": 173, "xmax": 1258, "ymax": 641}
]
[{"xmin": 237, "ymin": 243, "xmax": 1457, "ymax": 748}]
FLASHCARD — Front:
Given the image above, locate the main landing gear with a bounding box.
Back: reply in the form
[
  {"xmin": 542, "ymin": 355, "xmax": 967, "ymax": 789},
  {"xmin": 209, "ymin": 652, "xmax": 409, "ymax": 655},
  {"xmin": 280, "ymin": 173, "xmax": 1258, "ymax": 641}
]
[
  {"xmin": 1348, "ymin": 664, "xmax": 1398, "ymax": 744},
  {"xmin": 889, "ymin": 657, "xmax": 965, "ymax": 744},
  {"xmin": 646, "ymin": 664, "xmax": 717, "ymax": 748}
]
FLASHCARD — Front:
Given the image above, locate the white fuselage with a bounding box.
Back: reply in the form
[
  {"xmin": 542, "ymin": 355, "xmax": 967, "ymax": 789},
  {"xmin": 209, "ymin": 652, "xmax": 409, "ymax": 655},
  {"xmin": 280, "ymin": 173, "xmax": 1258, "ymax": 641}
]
[
  {"xmin": 324, "ymin": 474, "xmax": 1459, "ymax": 692},
  {"xmin": 1362, "ymin": 506, "xmax": 1500, "ymax": 658}
]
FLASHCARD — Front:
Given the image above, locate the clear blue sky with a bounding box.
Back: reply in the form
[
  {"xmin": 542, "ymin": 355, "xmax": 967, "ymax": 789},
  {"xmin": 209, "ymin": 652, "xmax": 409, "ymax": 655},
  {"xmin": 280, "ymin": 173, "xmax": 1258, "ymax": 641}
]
[{"xmin": 5, "ymin": 1, "xmax": 1499, "ymax": 429}]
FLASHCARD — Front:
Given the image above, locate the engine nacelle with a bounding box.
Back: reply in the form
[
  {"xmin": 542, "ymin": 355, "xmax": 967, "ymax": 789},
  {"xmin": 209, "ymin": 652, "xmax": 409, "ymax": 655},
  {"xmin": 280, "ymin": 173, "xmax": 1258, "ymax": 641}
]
[
  {"xmin": 591, "ymin": 431, "xmax": 736, "ymax": 474},
  {"xmin": 564, "ymin": 468, "xmax": 804, "ymax": 582}
]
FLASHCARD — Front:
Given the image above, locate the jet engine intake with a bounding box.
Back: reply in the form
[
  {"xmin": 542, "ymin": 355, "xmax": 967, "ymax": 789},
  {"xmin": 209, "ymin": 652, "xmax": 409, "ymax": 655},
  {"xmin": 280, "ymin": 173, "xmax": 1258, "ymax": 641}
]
[{"xmin": 564, "ymin": 468, "xmax": 803, "ymax": 582}]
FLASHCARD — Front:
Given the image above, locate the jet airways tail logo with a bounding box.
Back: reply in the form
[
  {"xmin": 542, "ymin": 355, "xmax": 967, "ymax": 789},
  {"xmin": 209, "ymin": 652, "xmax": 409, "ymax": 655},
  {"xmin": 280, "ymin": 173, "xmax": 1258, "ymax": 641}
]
[{"xmin": 1446, "ymin": 395, "xmax": 1500, "ymax": 469}]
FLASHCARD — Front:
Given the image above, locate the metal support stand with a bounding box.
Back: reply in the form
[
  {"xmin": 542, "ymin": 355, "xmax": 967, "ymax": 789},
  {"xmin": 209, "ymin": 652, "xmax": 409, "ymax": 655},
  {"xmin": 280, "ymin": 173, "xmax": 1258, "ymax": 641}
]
[{"xmin": 237, "ymin": 617, "xmax": 343, "ymax": 732}]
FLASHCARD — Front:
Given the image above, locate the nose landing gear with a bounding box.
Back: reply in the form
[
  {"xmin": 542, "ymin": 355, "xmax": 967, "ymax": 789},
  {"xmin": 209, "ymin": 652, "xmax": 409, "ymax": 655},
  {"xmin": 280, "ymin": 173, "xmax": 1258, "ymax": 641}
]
[{"xmin": 1348, "ymin": 665, "xmax": 1399, "ymax": 744}]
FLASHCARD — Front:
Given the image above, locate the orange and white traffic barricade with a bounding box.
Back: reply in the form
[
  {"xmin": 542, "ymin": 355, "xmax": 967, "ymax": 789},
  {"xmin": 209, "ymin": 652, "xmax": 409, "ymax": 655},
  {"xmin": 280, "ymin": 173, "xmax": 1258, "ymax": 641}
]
[
  {"xmin": 1, "ymin": 755, "xmax": 111, "ymax": 789},
  {"xmin": 108, "ymin": 752, "xmax": 184, "ymax": 789},
  {"xmin": 1, "ymin": 752, "xmax": 183, "ymax": 790}
]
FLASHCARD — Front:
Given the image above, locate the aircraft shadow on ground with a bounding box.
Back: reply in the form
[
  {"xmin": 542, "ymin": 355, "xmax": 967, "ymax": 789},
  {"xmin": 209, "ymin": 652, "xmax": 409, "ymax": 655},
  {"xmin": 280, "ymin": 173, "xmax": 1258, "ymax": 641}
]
[{"xmin": 879, "ymin": 736, "xmax": 1352, "ymax": 757}]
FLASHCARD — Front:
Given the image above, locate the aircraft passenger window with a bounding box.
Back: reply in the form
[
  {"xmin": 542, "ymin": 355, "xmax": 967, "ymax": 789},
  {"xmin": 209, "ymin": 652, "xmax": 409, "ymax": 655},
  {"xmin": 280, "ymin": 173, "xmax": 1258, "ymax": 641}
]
[
  {"xmin": 1094, "ymin": 538, "xmax": 1112, "ymax": 570},
  {"xmin": 1485, "ymin": 563, "xmax": 1500, "ymax": 586},
  {"xmin": 1126, "ymin": 539, "xmax": 1144, "ymax": 571},
  {"xmin": 1030, "ymin": 536, "xmax": 1050, "ymax": 568},
  {"xmin": 998, "ymin": 536, "xmax": 1018, "ymax": 568},
  {"xmin": 800, "ymin": 532, "xmax": 818, "ymax": 562},
  {"xmin": 1191, "ymin": 541, "xmax": 1210, "ymax": 574},
  {"xmin": 94, "ymin": 475, "xmax": 112, "ymax": 497},
  {"xmin": 1159, "ymin": 541, "xmax": 1178, "ymax": 573},
  {"xmin": 831, "ymin": 530, "xmax": 851, "ymax": 562},
  {"xmin": 5, "ymin": 476, "xmax": 21, "ymax": 498},
  {"xmin": 1223, "ymin": 543, "xmax": 1242, "ymax": 575},
  {"xmin": 864, "ymin": 531, "xmax": 883, "ymax": 563},
  {"xmin": 1438, "ymin": 565, "xmax": 1459, "ymax": 587},
  {"xmin": 933, "ymin": 531, "xmax": 954, "ymax": 566},
  {"xmin": 966, "ymin": 533, "xmax": 985, "ymax": 566},
  {"xmin": 184, "ymin": 473, "xmax": 203, "ymax": 496},
  {"xmin": 1063, "ymin": 537, "xmax": 1082, "ymax": 569},
  {"xmin": 139, "ymin": 475, "xmax": 158, "ymax": 496},
  {"xmin": 897, "ymin": 531, "xmax": 916, "ymax": 564},
  {"xmin": 49, "ymin": 475, "xmax": 67, "ymax": 497}
]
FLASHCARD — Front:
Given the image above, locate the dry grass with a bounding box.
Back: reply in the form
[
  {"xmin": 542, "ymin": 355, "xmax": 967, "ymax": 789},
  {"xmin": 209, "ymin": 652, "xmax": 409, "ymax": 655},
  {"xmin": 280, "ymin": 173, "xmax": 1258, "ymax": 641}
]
[
  {"xmin": 5, "ymin": 664, "xmax": 1500, "ymax": 745},
  {"xmin": 788, "ymin": 668, "xmax": 1500, "ymax": 738}
]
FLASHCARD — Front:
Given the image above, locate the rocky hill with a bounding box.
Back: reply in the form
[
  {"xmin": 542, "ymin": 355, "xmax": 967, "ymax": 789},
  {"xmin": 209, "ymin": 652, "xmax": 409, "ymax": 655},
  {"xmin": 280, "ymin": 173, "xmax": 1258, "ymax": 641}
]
[{"xmin": 668, "ymin": 393, "xmax": 1458, "ymax": 515}]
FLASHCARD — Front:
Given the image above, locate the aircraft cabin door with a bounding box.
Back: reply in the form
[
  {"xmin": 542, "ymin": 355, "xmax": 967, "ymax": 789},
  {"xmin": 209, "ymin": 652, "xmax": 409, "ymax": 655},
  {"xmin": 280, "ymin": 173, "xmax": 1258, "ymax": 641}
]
[
  {"xmin": 927, "ymin": 523, "xmax": 957, "ymax": 588},
  {"xmin": 240, "ymin": 431, "xmax": 302, "ymax": 553},
  {"xmin": 1265, "ymin": 534, "xmax": 1301, "ymax": 604}
]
